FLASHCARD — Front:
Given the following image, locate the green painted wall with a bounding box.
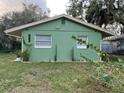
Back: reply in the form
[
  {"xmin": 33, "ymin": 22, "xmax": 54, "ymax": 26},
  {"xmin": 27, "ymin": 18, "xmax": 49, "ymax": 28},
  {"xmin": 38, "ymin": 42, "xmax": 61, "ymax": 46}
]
[{"xmin": 22, "ymin": 18, "xmax": 102, "ymax": 62}]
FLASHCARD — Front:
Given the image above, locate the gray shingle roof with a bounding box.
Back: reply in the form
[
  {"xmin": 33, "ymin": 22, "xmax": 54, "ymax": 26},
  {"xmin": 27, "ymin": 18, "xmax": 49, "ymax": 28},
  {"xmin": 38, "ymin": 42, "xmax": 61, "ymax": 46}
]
[
  {"xmin": 104, "ymin": 34, "xmax": 124, "ymax": 41},
  {"xmin": 4, "ymin": 14, "xmax": 115, "ymax": 37}
]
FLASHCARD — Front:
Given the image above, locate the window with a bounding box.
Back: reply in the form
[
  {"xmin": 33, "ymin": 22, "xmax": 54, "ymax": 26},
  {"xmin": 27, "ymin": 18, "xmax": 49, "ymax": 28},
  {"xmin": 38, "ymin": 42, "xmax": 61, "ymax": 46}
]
[
  {"xmin": 28, "ymin": 34, "xmax": 31, "ymax": 43},
  {"xmin": 35, "ymin": 35, "xmax": 52, "ymax": 48},
  {"xmin": 61, "ymin": 18, "xmax": 65, "ymax": 24},
  {"xmin": 77, "ymin": 36, "xmax": 87, "ymax": 49}
]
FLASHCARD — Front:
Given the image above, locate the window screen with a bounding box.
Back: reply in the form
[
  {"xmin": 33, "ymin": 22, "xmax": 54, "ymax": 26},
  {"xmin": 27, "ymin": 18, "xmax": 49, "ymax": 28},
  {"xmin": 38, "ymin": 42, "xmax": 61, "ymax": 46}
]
[{"xmin": 35, "ymin": 35, "xmax": 52, "ymax": 48}]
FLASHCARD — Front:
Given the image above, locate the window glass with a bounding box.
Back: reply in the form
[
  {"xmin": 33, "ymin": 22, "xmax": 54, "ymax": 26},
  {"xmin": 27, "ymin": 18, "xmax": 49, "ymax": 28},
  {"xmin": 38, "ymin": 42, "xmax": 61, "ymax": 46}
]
[
  {"xmin": 77, "ymin": 36, "xmax": 87, "ymax": 49},
  {"xmin": 28, "ymin": 34, "xmax": 31, "ymax": 42},
  {"xmin": 35, "ymin": 35, "xmax": 52, "ymax": 48},
  {"xmin": 36, "ymin": 35, "xmax": 51, "ymax": 41}
]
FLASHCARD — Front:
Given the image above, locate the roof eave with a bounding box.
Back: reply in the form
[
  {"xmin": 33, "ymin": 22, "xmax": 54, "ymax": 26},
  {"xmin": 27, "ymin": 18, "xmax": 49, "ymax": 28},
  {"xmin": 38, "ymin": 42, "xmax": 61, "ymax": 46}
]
[{"xmin": 4, "ymin": 14, "xmax": 115, "ymax": 37}]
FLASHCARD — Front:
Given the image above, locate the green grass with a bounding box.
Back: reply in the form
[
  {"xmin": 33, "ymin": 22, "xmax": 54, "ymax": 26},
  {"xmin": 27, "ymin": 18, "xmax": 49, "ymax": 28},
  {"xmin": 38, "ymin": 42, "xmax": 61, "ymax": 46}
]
[{"xmin": 0, "ymin": 52, "xmax": 124, "ymax": 93}]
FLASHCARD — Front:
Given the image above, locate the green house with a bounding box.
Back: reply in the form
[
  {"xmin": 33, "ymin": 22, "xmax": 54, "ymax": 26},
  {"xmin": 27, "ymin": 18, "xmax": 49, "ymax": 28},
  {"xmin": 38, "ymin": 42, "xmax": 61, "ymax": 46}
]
[{"xmin": 5, "ymin": 14, "xmax": 114, "ymax": 62}]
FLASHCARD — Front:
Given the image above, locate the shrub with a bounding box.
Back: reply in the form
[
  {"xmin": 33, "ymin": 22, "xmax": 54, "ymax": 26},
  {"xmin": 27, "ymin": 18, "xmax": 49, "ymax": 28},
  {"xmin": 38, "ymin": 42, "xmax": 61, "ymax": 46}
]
[
  {"xmin": 16, "ymin": 50, "xmax": 21, "ymax": 58},
  {"xmin": 21, "ymin": 49, "xmax": 30, "ymax": 61},
  {"xmin": 91, "ymin": 62, "xmax": 124, "ymax": 93}
]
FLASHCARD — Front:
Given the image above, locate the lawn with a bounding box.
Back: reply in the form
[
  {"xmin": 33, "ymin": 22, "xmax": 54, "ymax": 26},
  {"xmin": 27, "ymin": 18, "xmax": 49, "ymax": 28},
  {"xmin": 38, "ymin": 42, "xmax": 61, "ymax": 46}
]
[{"xmin": 0, "ymin": 52, "xmax": 124, "ymax": 93}]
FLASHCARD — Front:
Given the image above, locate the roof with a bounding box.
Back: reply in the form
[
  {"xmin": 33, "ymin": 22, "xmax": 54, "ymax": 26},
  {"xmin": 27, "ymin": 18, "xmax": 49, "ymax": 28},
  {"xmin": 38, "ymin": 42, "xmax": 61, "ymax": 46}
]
[
  {"xmin": 104, "ymin": 34, "xmax": 124, "ymax": 41},
  {"xmin": 4, "ymin": 14, "xmax": 115, "ymax": 37}
]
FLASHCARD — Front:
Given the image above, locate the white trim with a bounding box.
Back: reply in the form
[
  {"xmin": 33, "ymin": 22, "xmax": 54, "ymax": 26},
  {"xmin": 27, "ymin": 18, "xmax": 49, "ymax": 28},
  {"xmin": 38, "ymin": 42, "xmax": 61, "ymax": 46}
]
[
  {"xmin": 34, "ymin": 35, "xmax": 52, "ymax": 49},
  {"xmin": 6, "ymin": 34, "xmax": 21, "ymax": 38},
  {"xmin": 35, "ymin": 46, "xmax": 52, "ymax": 48},
  {"xmin": 104, "ymin": 34, "xmax": 124, "ymax": 41},
  {"xmin": 100, "ymin": 40, "xmax": 102, "ymax": 51},
  {"xmin": 77, "ymin": 35, "xmax": 88, "ymax": 49},
  {"xmin": 100, "ymin": 40, "xmax": 102, "ymax": 61}
]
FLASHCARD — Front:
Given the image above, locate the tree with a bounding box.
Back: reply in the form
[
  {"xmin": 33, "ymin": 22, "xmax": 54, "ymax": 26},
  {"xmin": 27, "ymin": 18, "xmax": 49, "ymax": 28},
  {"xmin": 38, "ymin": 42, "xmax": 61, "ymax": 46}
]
[
  {"xmin": 0, "ymin": 3, "xmax": 49, "ymax": 50},
  {"xmin": 2, "ymin": 3, "xmax": 49, "ymax": 30},
  {"xmin": 66, "ymin": 0, "xmax": 82, "ymax": 18},
  {"xmin": 66, "ymin": 0, "xmax": 124, "ymax": 34}
]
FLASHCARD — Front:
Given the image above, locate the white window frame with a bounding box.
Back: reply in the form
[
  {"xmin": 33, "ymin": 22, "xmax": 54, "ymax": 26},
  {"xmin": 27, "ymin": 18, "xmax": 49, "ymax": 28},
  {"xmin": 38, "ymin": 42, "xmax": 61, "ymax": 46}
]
[
  {"xmin": 77, "ymin": 35, "xmax": 88, "ymax": 49},
  {"xmin": 34, "ymin": 35, "xmax": 52, "ymax": 48}
]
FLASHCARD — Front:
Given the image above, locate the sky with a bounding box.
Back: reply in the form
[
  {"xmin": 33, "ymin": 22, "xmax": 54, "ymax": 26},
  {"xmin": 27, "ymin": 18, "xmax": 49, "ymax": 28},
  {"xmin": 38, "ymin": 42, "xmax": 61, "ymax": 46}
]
[
  {"xmin": 0, "ymin": 0, "xmax": 69, "ymax": 16},
  {"xmin": 46, "ymin": 0, "xmax": 69, "ymax": 16}
]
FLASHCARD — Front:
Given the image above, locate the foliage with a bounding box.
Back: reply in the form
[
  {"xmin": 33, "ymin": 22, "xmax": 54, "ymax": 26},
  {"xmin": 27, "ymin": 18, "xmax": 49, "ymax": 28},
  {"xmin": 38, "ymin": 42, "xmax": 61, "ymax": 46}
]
[
  {"xmin": 72, "ymin": 36, "xmax": 109, "ymax": 62},
  {"xmin": 92, "ymin": 62, "xmax": 124, "ymax": 92},
  {"xmin": 72, "ymin": 35, "xmax": 124, "ymax": 92},
  {"xmin": 16, "ymin": 50, "xmax": 21, "ymax": 58},
  {"xmin": 66, "ymin": 0, "xmax": 82, "ymax": 18},
  {"xmin": 0, "ymin": 3, "xmax": 49, "ymax": 51},
  {"xmin": 21, "ymin": 50, "xmax": 30, "ymax": 61},
  {"xmin": 2, "ymin": 3, "xmax": 49, "ymax": 30},
  {"xmin": 80, "ymin": 53, "xmax": 94, "ymax": 62},
  {"xmin": 0, "ymin": 23, "xmax": 11, "ymax": 50},
  {"xmin": 67, "ymin": 0, "xmax": 124, "ymax": 34}
]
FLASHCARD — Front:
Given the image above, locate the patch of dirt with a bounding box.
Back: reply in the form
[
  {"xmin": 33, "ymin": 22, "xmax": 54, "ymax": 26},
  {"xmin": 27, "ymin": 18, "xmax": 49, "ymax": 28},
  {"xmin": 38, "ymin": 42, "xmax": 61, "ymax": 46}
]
[
  {"xmin": 5, "ymin": 86, "xmax": 52, "ymax": 93},
  {"xmin": 81, "ymin": 79, "xmax": 111, "ymax": 93},
  {"xmin": 5, "ymin": 77, "xmax": 52, "ymax": 93},
  {"xmin": 94, "ymin": 84, "xmax": 111, "ymax": 92},
  {"xmin": 5, "ymin": 70, "xmax": 52, "ymax": 93}
]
